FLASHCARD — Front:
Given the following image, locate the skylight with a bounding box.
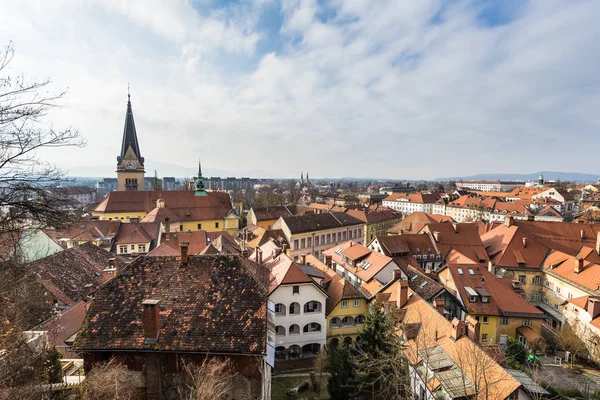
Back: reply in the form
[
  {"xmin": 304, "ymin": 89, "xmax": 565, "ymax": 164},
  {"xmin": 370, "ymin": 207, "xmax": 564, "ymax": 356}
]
[
  {"xmin": 419, "ymin": 281, "xmax": 428, "ymax": 288},
  {"xmin": 335, "ymin": 248, "xmax": 342, "ymax": 254},
  {"xmin": 362, "ymin": 262, "xmax": 371, "ymax": 270},
  {"xmin": 468, "ymin": 269, "xmax": 474, "ymax": 275},
  {"xmin": 457, "ymin": 268, "xmax": 463, "ymax": 275},
  {"xmin": 410, "ymin": 275, "xmax": 419, "ymax": 281}
]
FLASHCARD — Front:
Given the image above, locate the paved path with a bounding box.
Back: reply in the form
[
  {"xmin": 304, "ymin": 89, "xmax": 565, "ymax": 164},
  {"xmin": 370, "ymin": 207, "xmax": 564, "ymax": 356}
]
[{"xmin": 537, "ymin": 364, "xmax": 600, "ymax": 393}]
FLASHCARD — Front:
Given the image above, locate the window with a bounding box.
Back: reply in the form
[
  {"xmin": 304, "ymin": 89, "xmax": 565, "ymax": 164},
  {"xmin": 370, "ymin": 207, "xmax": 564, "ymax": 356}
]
[
  {"xmin": 342, "ymin": 300, "xmax": 349, "ymax": 308},
  {"xmin": 354, "ymin": 299, "xmax": 360, "ymax": 307},
  {"xmin": 481, "ymin": 333, "xmax": 488, "ymax": 343},
  {"xmin": 533, "ymin": 276, "xmax": 541, "ymax": 285},
  {"xmin": 468, "ymin": 269, "xmax": 474, "ymax": 275},
  {"xmin": 554, "ymin": 303, "xmax": 559, "ymax": 310},
  {"xmin": 303, "ymin": 323, "xmax": 321, "ymax": 333},
  {"xmin": 522, "ymin": 318, "xmax": 531, "ymax": 327},
  {"xmin": 275, "ymin": 303, "xmax": 286, "ymax": 316},
  {"xmin": 301, "ymin": 239, "xmax": 305, "ymax": 248},
  {"xmin": 289, "ymin": 302, "xmax": 300, "ymax": 315},
  {"xmin": 457, "ymin": 268, "xmax": 463, "ymax": 275},
  {"xmin": 289, "ymin": 324, "xmax": 300, "ymax": 335},
  {"xmin": 482, "ymin": 316, "xmax": 488, "ymax": 324},
  {"xmin": 470, "ymin": 295, "xmax": 477, "ymax": 303},
  {"xmin": 197, "ymin": 223, "xmax": 202, "ymax": 229},
  {"xmin": 180, "ymin": 224, "xmax": 183, "ymax": 231},
  {"xmin": 293, "ymin": 286, "xmax": 299, "ymax": 294},
  {"xmin": 355, "ymin": 315, "xmax": 365, "ymax": 325},
  {"xmin": 131, "ymin": 244, "xmax": 135, "ymax": 250},
  {"xmin": 119, "ymin": 245, "xmax": 127, "ymax": 253},
  {"xmin": 315, "ymin": 236, "xmax": 320, "ymax": 246},
  {"xmin": 304, "ymin": 301, "xmax": 322, "ymax": 313},
  {"xmin": 275, "ymin": 326, "xmax": 286, "ymax": 336},
  {"xmin": 500, "ymin": 316, "xmax": 509, "ymax": 325},
  {"xmin": 138, "ymin": 244, "xmax": 146, "ymax": 252},
  {"xmin": 330, "ymin": 317, "xmax": 340, "ymax": 328},
  {"xmin": 215, "ymin": 222, "xmax": 219, "ymax": 228},
  {"xmin": 342, "ymin": 316, "xmax": 354, "ymax": 325},
  {"xmin": 481, "ymin": 296, "xmax": 489, "ymax": 303},
  {"xmin": 556, "ymin": 286, "xmax": 561, "ymax": 294},
  {"xmin": 307, "ymin": 237, "xmax": 312, "ymax": 247},
  {"xmin": 545, "ymin": 280, "xmax": 550, "ymax": 288},
  {"xmin": 337, "ymin": 232, "xmax": 341, "ymax": 242},
  {"xmin": 518, "ymin": 275, "xmax": 526, "ymax": 284},
  {"xmin": 358, "ymin": 229, "xmax": 362, "ymax": 237},
  {"xmin": 531, "ymin": 292, "xmax": 541, "ymax": 301},
  {"xmin": 294, "ymin": 240, "xmax": 299, "ymax": 250}
]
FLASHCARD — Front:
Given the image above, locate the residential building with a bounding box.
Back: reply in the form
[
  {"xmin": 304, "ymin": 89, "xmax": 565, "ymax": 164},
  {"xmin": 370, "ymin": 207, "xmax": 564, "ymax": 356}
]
[
  {"xmin": 445, "ymin": 195, "xmax": 533, "ymax": 223},
  {"xmin": 249, "ymin": 243, "xmax": 328, "ymax": 362},
  {"xmin": 236, "ymin": 225, "xmax": 289, "ymax": 252},
  {"xmin": 51, "ymin": 185, "xmax": 97, "ymax": 206},
  {"xmin": 51, "ymin": 220, "xmax": 121, "ymax": 250},
  {"xmin": 116, "ymin": 94, "xmax": 146, "ymax": 191},
  {"xmin": 369, "ymin": 234, "xmax": 443, "ymax": 271},
  {"xmin": 419, "ymin": 222, "xmax": 489, "ymax": 265},
  {"xmin": 386, "ymin": 212, "xmax": 453, "ymax": 235},
  {"xmin": 204, "ymin": 176, "xmax": 258, "ymax": 191},
  {"xmin": 161, "ymin": 177, "xmax": 180, "ymax": 190},
  {"xmin": 379, "ymin": 278, "xmax": 522, "ymax": 400},
  {"xmin": 455, "ymin": 180, "xmax": 525, "ymax": 192},
  {"xmin": 247, "ymin": 205, "xmax": 298, "ymax": 229},
  {"xmin": 93, "ymin": 189, "xmax": 240, "ymax": 234},
  {"xmin": 74, "ymin": 251, "xmax": 272, "ymax": 400},
  {"xmin": 531, "ymin": 187, "xmax": 576, "ymax": 218},
  {"xmin": 0, "ymin": 228, "xmax": 63, "ymax": 263},
  {"xmin": 149, "ymin": 230, "xmax": 239, "ymax": 257},
  {"xmin": 96, "ymin": 178, "xmax": 118, "ymax": 197},
  {"xmin": 322, "ymin": 241, "xmax": 406, "ymax": 298},
  {"xmin": 305, "ymin": 254, "xmax": 368, "ymax": 345},
  {"xmin": 381, "ymin": 193, "xmax": 438, "ymax": 215},
  {"xmin": 112, "ymin": 222, "xmax": 160, "ymax": 257},
  {"xmin": 345, "ymin": 207, "xmax": 402, "ymax": 243},
  {"xmin": 563, "ymin": 295, "xmax": 600, "ymax": 363},
  {"xmin": 438, "ymin": 263, "xmax": 545, "ymax": 345},
  {"xmin": 272, "ymin": 212, "xmax": 365, "ymax": 261}
]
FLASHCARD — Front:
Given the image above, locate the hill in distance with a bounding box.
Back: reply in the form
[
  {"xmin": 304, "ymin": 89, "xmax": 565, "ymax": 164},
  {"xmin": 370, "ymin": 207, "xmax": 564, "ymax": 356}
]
[{"xmin": 436, "ymin": 171, "xmax": 599, "ymax": 183}]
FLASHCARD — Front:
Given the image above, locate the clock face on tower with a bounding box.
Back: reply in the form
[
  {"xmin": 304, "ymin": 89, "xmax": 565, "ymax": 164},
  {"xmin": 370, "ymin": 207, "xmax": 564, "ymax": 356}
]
[{"xmin": 125, "ymin": 160, "xmax": 137, "ymax": 169}]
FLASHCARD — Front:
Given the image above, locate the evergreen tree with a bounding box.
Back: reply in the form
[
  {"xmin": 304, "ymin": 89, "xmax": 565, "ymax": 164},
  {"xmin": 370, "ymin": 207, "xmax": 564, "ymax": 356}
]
[
  {"xmin": 327, "ymin": 342, "xmax": 360, "ymax": 400},
  {"xmin": 357, "ymin": 301, "xmax": 394, "ymax": 356}
]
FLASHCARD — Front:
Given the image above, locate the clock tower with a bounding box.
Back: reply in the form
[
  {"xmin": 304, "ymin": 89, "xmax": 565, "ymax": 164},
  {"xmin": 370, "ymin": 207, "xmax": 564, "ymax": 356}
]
[{"xmin": 116, "ymin": 92, "xmax": 145, "ymax": 191}]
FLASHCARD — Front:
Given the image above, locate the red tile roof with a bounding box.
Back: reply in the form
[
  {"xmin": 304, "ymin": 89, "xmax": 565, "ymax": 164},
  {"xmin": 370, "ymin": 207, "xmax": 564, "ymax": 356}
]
[{"xmin": 387, "ymin": 212, "xmax": 453, "ymax": 234}]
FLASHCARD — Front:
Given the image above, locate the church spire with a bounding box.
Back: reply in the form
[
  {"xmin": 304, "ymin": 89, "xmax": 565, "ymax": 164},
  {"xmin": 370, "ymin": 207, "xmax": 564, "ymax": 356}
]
[
  {"xmin": 195, "ymin": 160, "xmax": 207, "ymax": 197},
  {"xmin": 118, "ymin": 89, "xmax": 144, "ymax": 164}
]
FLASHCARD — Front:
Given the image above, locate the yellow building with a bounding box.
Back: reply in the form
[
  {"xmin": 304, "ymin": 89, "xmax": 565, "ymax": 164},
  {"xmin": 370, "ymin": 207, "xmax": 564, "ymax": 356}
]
[
  {"xmin": 116, "ymin": 93, "xmax": 145, "ymax": 191},
  {"xmin": 438, "ymin": 263, "xmax": 545, "ymax": 345},
  {"xmin": 92, "ymin": 189, "xmax": 240, "ymax": 234},
  {"xmin": 305, "ymin": 255, "xmax": 368, "ymax": 345}
]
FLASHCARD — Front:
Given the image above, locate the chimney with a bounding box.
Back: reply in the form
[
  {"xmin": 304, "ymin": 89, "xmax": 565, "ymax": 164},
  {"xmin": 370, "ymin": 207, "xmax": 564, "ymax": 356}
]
[
  {"xmin": 301, "ymin": 254, "xmax": 306, "ymax": 265},
  {"xmin": 350, "ymin": 242, "xmax": 353, "ymax": 247},
  {"xmin": 241, "ymin": 249, "xmax": 249, "ymax": 258},
  {"xmin": 164, "ymin": 217, "xmax": 171, "ymax": 241},
  {"xmin": 522, "ymin": 237, "xmax": 528, "ymax": 248},
  {"xmin": 393, "ymin": 269, "xmax": 403, "ymax": 281},
  {"xmin": 282, "ymin": 243, "xmax": 288, "ymax": 253},
  {"xmin": 325, "ymin": 255, "xmax": 333, "ymax": 269},
  {"xmin": 574, "ymin": 257, "xmax": 584, "ymax": 274},
  {"xmin": 433, "ymin": 231, "xmax": 440, "ymax": 242},
  {"xmin": 526, "ymin": 214, "xmax": 535, "ymax": 221},
  {"xmin": 180, "ymin": 242, "xmax": 189, "ymax": 266},
  {"xmin": 397, "ymin": 279, "xmax": 409, "ymax": 308},
  {"xmin": 451, "ymin": 318, "xmax": 465, "ymax": 341},
  {"xmin": 142, "ymin": 299, "xmax": 160, "ymax": 343},
  {"xmin": 588, "ymin": 298, "xmax": 600, "ymax": 320},
  {"xmin": 505, "ymin": 216, "xmax": 513, "ymax": 227},
  {"xmin": 465, "ymin": 315, "xmax": 480, "ymax": 342},
  {"xmin": 487, "ymin": 261, "xmax": 495, "ymax": 275},
  {"xmin": 581, "ymin": 229, "xmax": 586, "ymax": 240},
  {"xmin": 434, "ymin": 298, "xmax": 444, "ymax": 315},
  {"xmin": 256, "ymin": 247, "xmax": 263, "ymax": 265},
  {"xmin": 108, "ymin": 257, "xmax": 116, "ymax": 269},
  {"xmin": 102, "ymin": 266, "xmax": 117, "ymax": 282}
]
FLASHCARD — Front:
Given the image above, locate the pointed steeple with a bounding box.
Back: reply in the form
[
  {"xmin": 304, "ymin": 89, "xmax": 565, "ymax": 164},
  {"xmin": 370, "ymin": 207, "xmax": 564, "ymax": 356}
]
[
  {"xmin": 118, "ymin": 90, "xmax": 144, "ymax": 164},
  {"xmin": 195, "ymin": 160, "xmax": 208, "ymax": 197}
]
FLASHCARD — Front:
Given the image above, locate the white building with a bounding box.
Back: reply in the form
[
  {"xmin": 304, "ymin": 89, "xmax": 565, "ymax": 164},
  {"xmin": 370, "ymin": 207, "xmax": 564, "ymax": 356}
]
[
  {"xmin": 250, "ymin": 242, "xmax": 328, "ymax": 363},
  {"xmin": 455, "ymin": 180, "xmax": 525, "ymax": 192},
  {"xmin": 382, "ymin": 193, "xmax": 438, "ymax": 216}
]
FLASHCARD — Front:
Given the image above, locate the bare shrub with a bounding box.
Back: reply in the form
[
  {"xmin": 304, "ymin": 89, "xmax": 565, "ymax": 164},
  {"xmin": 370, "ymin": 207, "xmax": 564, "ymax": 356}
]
[{"xmin": 78, "ymin": 359, "xmax": 140, "ymax": 400}]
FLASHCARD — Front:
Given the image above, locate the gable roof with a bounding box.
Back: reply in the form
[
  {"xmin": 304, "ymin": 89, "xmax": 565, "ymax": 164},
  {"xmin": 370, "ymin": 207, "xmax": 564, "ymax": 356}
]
[
  {"xmin": 28, "ymin": 243, "xmax": 127, "ymax": 306},
  {"xmin": 278, "ymin": 212, "xmax": 364, "ymax": 234},
  {"xmin": 305, "ymin": 254, "xmax": 364, "ymax": 314},
  {"xmin": 251, "ymin": 206, "xmax": 297, "ymax": 221},
  {"xmin": 387, "ymin": 212, "xmax": 453, "ymax": 235},
  {"xmin": 345, "ymin": 208, "xmax": 402, "ymax": 224},
  {"xmin": 114, "ymin": 222, "xmax": 159, "ymax": 246},
  {"xmin": 323, "ymin": 241, "xmax": 395, "ymax": 283},
  {"xmin": 423, "ymin": 223, "xmax": 489, "ymax": 264},
  {"xmin": 74, "ymin": 255, "xmax": 267, "ymax": 354},
  {"xmin": 94, "ymin": 191, "xmax": 235, "ymax": 222}
]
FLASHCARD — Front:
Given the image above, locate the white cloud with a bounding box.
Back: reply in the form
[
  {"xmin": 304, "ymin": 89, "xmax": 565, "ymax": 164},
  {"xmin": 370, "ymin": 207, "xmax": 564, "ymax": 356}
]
[{"xmin": 1, "ymin": 0, "xmax": 599, "ymax": 179}]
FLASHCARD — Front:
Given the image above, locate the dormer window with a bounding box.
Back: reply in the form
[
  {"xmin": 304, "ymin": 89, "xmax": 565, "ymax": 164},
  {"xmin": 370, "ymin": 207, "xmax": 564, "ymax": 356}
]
[{"xmin": 470, "ymin": 295, "xmax": 477, "ymax": 303}]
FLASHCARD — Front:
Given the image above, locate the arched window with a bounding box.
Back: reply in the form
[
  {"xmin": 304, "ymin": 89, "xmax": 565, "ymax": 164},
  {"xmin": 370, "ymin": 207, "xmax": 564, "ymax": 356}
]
[
  {"xmin": 275, "ymin": 326, "xmax": 286, "ymax": 336},
  {"xmin": 329, "ymin": 338, "xmax": 339, "ymax": 348},
  {"xmin": 303, "ymin": 301, "xmax": 322, "ymax": 313},
  {"xmin": 330, "ymin": 317, "xmax": 341, "ymax": 328},
  {"xmin": 289, "ymin": 324, "xmax": 300, "ymax": 335},
  {"xmin": 274, "ymin": 303, "xmax": 286, "ymax": 316},
  {"xmin": 355, "ymin": 315, "xmax": 365, "ymax": 325},
  {"xmin": 342, "ymin": 316, "xmax": 354, "ymax": 326},
  {"xmin": 344, "ymin": 337, "xmax": 353, "ymax": 345},
  {"xmin": 303, "ymin": 323, "xmax": 321, "ymax": 333},
  {"xmin": 289, "ymin": 302, "xmax": 300, "ymax": 315}
]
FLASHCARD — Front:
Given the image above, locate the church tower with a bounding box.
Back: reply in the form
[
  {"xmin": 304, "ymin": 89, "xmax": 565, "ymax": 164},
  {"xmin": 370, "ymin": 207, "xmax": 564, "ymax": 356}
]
[{"xmin": 116, "ymin": 92, "xmax": 145, "ymax": 191}]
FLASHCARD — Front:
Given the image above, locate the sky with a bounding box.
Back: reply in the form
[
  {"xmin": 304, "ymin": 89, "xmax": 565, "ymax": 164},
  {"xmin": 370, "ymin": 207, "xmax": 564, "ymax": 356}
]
[{"xmin": 1, "ymin": 0, "xmax": 599, "ymax": 180}]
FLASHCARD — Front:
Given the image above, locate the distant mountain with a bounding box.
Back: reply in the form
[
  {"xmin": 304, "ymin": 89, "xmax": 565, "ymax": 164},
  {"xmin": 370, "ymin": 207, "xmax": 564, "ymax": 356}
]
[{"xmin": 436, "ymin": 171, "xmax": 600, "ymax": 183}]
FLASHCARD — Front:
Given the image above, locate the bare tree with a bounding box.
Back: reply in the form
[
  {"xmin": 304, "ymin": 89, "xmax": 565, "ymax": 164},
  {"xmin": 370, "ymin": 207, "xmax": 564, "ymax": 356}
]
[
  {"xmin": 0, "ymin": 41, "xmax": 85, "ymax": 235},
  {"xmin": 78, "ymin": 360, "xmax": 141, "ymax": 400},
  {"xmin": 176, "ymin": 358, "xmax": 243, "ymax": 400},
  {"xmin": 557, "ymin": 323, "xmax": 589, "ymax": 368}
]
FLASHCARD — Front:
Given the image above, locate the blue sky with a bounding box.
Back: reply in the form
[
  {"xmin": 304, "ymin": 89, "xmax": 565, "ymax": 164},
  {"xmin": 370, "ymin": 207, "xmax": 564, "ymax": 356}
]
[{"xmin": 1, "ymin": 0, "xmax": 599, "ymax": 179}]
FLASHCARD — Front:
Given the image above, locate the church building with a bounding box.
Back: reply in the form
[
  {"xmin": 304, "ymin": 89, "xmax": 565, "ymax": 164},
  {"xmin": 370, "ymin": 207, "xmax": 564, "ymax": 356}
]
[{"xmin": 116, "ymin": 93, "xmax": 145, "ymax": 191}]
